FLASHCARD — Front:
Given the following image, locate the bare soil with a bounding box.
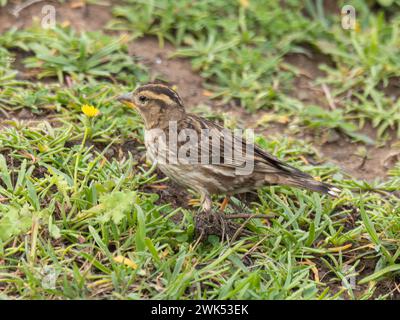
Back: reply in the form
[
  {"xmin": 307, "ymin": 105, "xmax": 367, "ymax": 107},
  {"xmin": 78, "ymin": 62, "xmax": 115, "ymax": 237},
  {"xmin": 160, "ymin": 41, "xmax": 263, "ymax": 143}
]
[{"xmin": 284, "ymin": 49, "xmax": 397, "ymax": 181}]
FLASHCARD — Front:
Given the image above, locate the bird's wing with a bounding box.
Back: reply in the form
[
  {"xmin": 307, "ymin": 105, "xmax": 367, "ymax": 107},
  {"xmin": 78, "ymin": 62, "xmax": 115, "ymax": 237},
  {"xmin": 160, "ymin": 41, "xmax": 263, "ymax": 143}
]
[
  {"xmin": 179, "ymin": 114, "xmax": 340, "ymax": 196},
  {"xmin": 186, "ymin": 114, "xmax": 312, "ymax": 179}
]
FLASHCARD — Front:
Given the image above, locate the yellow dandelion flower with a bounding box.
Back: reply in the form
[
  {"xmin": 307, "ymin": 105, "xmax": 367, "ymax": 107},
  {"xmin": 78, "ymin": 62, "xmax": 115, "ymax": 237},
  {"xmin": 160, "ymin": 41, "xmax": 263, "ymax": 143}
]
[
  {"xmin": 239, "ymin": 0, "xmax": 249, "ymax": 8},
  {"xmin": 81, "ymin": 104, "xmax": 100, "ymax": 117}
]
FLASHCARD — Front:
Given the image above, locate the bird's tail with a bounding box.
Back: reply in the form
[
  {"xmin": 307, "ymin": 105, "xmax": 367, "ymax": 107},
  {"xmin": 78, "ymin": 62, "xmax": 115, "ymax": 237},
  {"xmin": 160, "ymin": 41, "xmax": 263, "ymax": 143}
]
[{"xmin": 285, "ymin": 176, "xmax": 341, "ymax": 197}]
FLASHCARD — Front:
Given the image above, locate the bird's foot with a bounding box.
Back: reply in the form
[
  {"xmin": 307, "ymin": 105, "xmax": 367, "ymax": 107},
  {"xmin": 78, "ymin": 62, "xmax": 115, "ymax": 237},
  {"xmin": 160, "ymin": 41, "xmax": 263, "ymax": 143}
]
[{"xmin": 194, "ymin": 210, "xmax": 253, "ymax": 242}]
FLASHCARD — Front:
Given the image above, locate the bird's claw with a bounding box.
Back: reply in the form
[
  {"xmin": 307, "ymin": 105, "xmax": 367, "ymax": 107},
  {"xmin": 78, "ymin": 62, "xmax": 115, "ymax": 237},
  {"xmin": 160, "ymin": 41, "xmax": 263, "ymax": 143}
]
[{"xmin": 194, "ymin": 210, "xmax": 253, "ymax": 242}]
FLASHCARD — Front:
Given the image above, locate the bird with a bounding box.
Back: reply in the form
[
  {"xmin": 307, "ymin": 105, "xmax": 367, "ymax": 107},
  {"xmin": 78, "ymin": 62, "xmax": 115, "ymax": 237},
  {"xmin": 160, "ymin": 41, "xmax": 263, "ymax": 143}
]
[{"xmin": 118, "ymin": 83, "xmax": 340, "ymax": 222}]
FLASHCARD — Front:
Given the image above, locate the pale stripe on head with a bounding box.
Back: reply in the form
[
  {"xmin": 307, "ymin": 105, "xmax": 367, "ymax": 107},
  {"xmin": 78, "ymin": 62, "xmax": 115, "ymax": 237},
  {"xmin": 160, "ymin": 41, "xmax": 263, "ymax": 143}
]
[{"xmin": 135, "ymin": 84, "xmax": 184, "ymax": 107}]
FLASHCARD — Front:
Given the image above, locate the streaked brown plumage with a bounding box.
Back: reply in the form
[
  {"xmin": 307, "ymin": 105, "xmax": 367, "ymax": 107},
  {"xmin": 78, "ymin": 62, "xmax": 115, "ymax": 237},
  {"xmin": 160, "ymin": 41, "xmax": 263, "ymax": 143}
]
[{"xmin": 118, "ymin": 83, "xmax": 340, "ymax": 214}]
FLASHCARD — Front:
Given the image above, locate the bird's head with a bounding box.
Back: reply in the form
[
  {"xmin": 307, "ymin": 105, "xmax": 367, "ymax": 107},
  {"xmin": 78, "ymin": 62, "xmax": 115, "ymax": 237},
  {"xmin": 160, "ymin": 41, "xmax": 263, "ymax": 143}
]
[{"xmin": 118, "ymin": 84, "xmax": 186, "ymax": 129}]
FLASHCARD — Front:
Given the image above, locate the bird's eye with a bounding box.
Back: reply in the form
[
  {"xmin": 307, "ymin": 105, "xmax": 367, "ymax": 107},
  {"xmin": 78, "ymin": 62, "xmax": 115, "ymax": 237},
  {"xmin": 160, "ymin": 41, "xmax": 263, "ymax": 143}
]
[{"xmin": 138, "ymin": 95, "xmax": 148, "ymax": 103}]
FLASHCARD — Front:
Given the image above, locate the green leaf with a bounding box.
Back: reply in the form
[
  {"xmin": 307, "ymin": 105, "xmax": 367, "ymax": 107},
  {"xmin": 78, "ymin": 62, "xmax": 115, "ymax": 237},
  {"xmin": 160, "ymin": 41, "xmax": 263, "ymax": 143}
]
[
  {"xmin": 305, "ymin": 222, "xmax": 315, "ymax": 247},
  {"xmin": 88, "ymin": 225, "xmax": 111, "ymax": 259},
  {"xmin": 360, "ymin": 203, "xmax": 393, "ymax": 263},
  {"xmin": 145, "ymin": 237, "xmax": 161, "ymax": 264},
  {"xmin": 0, "ymin": 154, "xmax": 12, "ymax": 191},
  {"xmin": 359, "ymin": 264, "xmax": 400, "ymax": 284},
  {"xmin": 0, "ymin": 205, "xmax": 32, "ymax": 241},
  {"xmin": 377, "ymin": 0, "xmax": 394, "ymax": 6},
  {"xmin": 48, "ymin": 215, "xmax": 61, "ymax": 239},
  {"xmin": 135, "ymin": 204, "xmax": 146, "ymax": 252},
  {"xmin": 95, "ymin": 191, "xmax": 136, "ymax": 225}
]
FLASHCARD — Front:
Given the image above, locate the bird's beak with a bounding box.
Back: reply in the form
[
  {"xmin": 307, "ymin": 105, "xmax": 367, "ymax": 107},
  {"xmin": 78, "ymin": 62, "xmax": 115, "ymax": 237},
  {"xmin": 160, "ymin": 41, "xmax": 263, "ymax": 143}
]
[{"xmin": 117, "ymin": 92, "xmax": 136, "ymax": 109}]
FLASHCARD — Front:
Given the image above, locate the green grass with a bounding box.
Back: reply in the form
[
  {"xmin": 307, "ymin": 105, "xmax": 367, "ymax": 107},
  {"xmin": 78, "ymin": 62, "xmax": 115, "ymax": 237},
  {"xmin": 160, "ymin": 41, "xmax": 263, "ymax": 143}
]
[
  {"xmin": 1, "ymin": 26, "xmax": 148, "ymax": 85},
  {"xmin": 0, "ymin": 0, "xmax": 400, "ymax": 300}
]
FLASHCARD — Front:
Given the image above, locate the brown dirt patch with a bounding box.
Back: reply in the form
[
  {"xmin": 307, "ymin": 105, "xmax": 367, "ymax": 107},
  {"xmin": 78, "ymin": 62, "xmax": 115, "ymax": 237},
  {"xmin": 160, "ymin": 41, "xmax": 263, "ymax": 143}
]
[
  {"xmin": 284, "ymin": 46, "xmax": 397, "ymax": 181},
  {"xmin": 284, "ymin": 47, "xmax": 335, "ymax": 108},
  {"xmin": 317, "ymin": 136, "xmax": 395, "ymax": 181}
]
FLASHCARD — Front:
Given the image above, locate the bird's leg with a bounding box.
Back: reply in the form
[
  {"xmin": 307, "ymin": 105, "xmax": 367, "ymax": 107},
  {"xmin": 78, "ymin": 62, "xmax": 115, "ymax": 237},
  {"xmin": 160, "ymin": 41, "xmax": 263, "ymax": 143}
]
[
  {"xmin": 195, "ymin": 193, "xmax": 226, "ymax": 239},
  {"xmin": 194, "ymin": 194, "xmax": 241, "ymax": 241},
  {"xmin": 219, "ymin": 196, "xmax": 229, "ymax": 212},
  {"xmin": 194, "ymin": 193, "xmax": 254, "ymax": 241},
  {"xmin": 194, "ymin": 193, "xmax": 212, "ymax": 240},
  {"xmin": 218, "ymin": 194, "xmax": 251, "ymax": 213},
  {"xmin": 200, "ymin": 193, "xmax": 212, "ymax": 214}
]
